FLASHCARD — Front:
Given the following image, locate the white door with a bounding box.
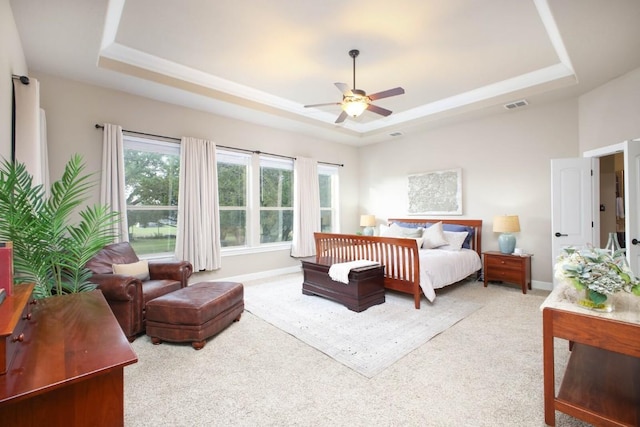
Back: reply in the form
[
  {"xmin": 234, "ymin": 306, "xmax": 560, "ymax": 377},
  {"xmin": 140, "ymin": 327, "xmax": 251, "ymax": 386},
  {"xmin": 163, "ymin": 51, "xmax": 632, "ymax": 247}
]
[
  {"xmin": 624, "ymin": 139, "xmax": 640, "ymax": 274},
  {"xmin": 551, "ymin": 158, "xmax": 593, "ymax": 287}
]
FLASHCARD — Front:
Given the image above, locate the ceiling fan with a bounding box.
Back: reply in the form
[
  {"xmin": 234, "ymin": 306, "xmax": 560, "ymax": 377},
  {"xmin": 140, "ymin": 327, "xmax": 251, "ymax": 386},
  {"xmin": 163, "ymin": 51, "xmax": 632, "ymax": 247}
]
[{"xmin": 304, "ymin": 49, "xmax": 405, "ymax": 124}]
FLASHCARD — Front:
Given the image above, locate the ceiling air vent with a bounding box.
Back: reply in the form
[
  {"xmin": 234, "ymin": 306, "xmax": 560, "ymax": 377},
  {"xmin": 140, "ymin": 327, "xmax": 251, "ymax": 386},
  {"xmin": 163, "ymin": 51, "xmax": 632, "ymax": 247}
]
[
  {"xmin": 389, "ymin": 131, "xmax": 403, "ymax": 137},
  {"xmin": 504, "ymin": 99, "xmax": 529, "ymax": 110}
]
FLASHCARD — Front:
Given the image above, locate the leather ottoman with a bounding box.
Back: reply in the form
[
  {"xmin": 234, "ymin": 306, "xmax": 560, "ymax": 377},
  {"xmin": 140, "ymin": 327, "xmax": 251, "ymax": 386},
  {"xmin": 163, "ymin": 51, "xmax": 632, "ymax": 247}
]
[{"xmin": 145, "ymin": 281, "xmax": 244, "ymax": 350}]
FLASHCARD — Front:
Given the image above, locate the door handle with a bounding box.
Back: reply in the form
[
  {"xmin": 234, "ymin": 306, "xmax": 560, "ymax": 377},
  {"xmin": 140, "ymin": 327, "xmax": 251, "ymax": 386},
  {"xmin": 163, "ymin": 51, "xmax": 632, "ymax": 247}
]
[
  {"xmin": 633, "ymin": 238, "xmax": 640, "ymax": 245},
  {"xmin": 555, "ymin": 232, "xmax": 568, "ymax": 237}
]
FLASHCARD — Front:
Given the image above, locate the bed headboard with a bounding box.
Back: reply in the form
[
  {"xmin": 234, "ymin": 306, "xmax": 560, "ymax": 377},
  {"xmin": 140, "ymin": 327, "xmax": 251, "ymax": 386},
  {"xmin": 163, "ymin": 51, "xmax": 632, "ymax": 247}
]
[{"xmin": 388, "ymin": 218, "xmax": 483, "ymax": 257}]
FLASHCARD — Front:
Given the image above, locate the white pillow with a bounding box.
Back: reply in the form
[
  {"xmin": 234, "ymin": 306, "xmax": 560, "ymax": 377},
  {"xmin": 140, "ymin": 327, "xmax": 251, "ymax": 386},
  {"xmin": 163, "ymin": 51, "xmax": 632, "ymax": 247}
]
[
  {"xmin": 380, "ymin": 223, "xmax": 423, "ymax": 247},
  {"xmin": 439, "ymin": 231, "xmax": 469, "ymax": 251},
  {"xmin": 112, "ymin": 260, "xmax": 150, "ymax": 280},
  {"xmin": 381, "ymin": 223, "xmax": 423, "ymax": 238},
  {"xmin": 411, "ymin": 237, "xmax": 425, "ymax": 248},
  {"xmin": 421, "ymin": 222, "xmax": 448, "ymax": 249}
]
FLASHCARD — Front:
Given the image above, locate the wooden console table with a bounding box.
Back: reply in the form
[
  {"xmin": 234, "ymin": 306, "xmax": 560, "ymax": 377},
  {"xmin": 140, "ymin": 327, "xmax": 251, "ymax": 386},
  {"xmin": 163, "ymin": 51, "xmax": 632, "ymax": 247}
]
[
  {"xmin": 541, "ymin": 285, "xmax": 640, "ymax": 426},
  {"xmin": 0, "ymin": 288, "xmax": 138, "ymax": 426}
]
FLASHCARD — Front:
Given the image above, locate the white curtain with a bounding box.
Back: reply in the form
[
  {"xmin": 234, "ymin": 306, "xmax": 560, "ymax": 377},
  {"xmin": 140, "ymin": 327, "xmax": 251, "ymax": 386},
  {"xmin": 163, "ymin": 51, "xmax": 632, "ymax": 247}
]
[
  {"xmin": 13, "ymin": 77, "xmax": 49, "ymax": 187},
  {"xmin": 291, "ymin": 157, "xmax": 320, "ymax": 257},
  {"xmin": 100, "ymin": 123, "xmax": 128, "ymax": 242},
  {"xmin": 175, "ymin": 137, "xmax": 221, "ymax": 271}
]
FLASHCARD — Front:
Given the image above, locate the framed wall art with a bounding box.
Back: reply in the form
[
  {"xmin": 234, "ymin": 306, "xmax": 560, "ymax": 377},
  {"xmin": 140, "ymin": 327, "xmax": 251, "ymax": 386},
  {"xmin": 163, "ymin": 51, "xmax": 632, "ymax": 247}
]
[{"xmin": 407, "ymin": 168, "xmax": 462, "ymax": 215}]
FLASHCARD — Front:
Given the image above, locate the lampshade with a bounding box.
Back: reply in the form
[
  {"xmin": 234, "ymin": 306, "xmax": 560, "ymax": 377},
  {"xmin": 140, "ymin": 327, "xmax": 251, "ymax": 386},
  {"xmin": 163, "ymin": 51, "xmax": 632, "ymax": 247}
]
[
  {"xmin": 342, "ymin": 95, "xmax": 369, "ymax": 117},
  {"xmin": 493, "ymin": 215, "xmax": 521, "ymax": 233},
  {"xmin": 493, "ymin": 215, "xmax": 520, "ymax": 254},
  {"xmin": 360, "ymin": 215, "xmax": 376, "ymax": 227}
]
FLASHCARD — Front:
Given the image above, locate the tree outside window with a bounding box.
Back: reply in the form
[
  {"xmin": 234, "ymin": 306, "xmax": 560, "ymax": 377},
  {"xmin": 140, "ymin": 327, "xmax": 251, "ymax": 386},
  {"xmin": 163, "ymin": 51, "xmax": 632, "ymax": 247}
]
[
  {"xmin": 217, "ymin": 151, "xmax": 249, "ymax": 247},
  {"xmin": 260, "ymin": 157, "xmax": 293, "ymax": 243},
  {"xmin": 123, "ymin": 136, "xmax": 180, "ymax": 256},
  {"xmin": 123, "ymin": 141, "xmax": 338, "ymax": 255}
]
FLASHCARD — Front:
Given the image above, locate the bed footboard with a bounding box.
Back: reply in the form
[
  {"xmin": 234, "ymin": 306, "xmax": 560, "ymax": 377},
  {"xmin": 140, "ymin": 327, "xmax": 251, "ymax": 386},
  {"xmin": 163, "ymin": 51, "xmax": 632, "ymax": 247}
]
[{"xmin": 313, "ymin": 233, "xmax": 422, "ymax": 308}]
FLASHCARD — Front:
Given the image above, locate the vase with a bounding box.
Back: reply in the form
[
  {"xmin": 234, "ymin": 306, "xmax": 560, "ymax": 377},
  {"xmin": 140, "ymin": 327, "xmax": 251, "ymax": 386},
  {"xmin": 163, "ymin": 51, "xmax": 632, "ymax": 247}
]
[
  {"xmin": 604, "ymin": 232, "xmax": 622, "ymax": 257},
  {"xmin": 577, "ymin": 288, "xmax": 614, "ymax": 313}
]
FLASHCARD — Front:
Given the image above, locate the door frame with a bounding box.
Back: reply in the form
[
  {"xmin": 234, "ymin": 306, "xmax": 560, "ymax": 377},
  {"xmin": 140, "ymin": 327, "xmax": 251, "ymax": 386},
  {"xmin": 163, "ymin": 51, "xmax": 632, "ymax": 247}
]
[{"xmin": 583, "ymin": 139, "xmax": 638, "ymax": 264}]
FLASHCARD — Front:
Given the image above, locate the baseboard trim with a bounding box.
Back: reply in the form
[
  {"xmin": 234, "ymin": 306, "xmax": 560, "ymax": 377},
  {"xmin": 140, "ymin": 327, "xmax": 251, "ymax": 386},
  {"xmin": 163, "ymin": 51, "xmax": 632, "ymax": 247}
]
[
  {"xmin": 190, "ymin": 265, "xmax": 302, "ymax": 284},
  {"xmin": 531, "ymin": 280, "xmax": 552, "ymax": 291},
  {"xmin": 192, "ymin": 266, "xmax": 554, "ymax": 292}
]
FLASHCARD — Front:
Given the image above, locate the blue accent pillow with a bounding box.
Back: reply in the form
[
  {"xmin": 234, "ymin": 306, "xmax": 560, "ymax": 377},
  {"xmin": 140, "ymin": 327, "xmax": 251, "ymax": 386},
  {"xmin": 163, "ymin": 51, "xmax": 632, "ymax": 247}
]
[
  {"xmin": 441, "ymin": 224, "xmax": 474, "ymax": 249},
  {"xmin": 392, "ymin": 221, "xmax": 474, "ymax": 249},
  {"xmin": 392, "ymin": 221, "xmax": 428, "ymax": 229}
]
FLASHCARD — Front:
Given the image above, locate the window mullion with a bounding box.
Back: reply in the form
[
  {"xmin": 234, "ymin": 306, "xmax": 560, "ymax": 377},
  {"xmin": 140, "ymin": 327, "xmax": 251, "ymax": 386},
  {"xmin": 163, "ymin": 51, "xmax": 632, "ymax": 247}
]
[{"xmin": 249, "ymin": 153, "xmax": 260, "ymax": 246}]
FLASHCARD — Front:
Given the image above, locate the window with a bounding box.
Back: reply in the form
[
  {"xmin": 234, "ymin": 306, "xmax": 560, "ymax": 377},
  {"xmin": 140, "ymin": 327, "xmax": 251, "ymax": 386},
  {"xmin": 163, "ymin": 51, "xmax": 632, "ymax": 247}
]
[
  {"xmin": 259, "ymin": 157, "xmax": 293, "ymax": 243},
  {"xmin": 123, "ymin": 139, "xmax": 339, "ymax": 255},
  {"xmin": 123, "ymin": 136, "xmax": 180, "ymax": 256},
  {"xmin": 215, "ymin": 153, "xmax": 341, "ymax": 249},
  {"xmin": 217, "ymin": 150, "xmax": 250, "ymax": 247},
  {"xmin": 319, "ymin": 164, "xmax": 339, "ymax": 232}
]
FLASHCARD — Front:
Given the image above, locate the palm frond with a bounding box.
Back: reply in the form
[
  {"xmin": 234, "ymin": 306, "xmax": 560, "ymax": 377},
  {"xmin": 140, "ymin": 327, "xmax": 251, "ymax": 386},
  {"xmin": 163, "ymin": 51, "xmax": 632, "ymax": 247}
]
[{"xmin": 0, "ymin": 155, "xmax": 119, "ymax": 298}]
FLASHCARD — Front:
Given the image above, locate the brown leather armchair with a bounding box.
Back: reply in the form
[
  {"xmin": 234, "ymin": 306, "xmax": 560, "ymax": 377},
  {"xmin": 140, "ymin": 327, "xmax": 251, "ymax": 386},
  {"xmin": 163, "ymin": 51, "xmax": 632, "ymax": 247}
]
[{"xmin": 85, "ymin": 242, "xmax": 193, "ymax": 342}]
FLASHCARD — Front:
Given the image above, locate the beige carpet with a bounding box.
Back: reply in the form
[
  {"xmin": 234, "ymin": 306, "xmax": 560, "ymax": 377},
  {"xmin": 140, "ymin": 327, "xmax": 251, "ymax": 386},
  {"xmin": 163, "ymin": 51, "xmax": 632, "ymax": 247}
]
[
  {"xmin": 243, "ymin": 274, "xmax": 482, "ymax": 377},
  {"xmin": 124, "ymin": 273, "xmax": 591, "ymax": 426}
]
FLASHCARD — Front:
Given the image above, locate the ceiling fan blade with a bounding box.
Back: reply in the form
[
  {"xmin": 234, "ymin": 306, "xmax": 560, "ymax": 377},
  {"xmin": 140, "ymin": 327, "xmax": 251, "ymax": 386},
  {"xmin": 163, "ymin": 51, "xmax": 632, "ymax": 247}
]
[
  {"xmin": 368, "ymin": 87, "xmax": 405, "ymax": 101},
  {"xmin": 335, "ymin": 82, "xmax": 352, "ymax": 95},
  {"xmin": 367, "ymin": 104, "xmax": 392, "ymax": 117},
  {"xmin": 335, "ymin": 110, "xmax": 348, "ymax": 123},
  {"xmin": 304, "ymin": 102, "xmax": 341, "ymax": 108}
]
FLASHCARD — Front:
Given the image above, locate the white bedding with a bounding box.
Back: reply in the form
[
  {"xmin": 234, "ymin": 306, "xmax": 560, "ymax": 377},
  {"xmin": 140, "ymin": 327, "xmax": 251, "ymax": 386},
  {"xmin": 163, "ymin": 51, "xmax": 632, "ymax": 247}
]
[
  {"xmin": 418, "ymin": 248, "xmax": 482, "ymax": 302},
  {"xmin": 328, "ymin": 260, "xmax": 379, "ymax": 284}
]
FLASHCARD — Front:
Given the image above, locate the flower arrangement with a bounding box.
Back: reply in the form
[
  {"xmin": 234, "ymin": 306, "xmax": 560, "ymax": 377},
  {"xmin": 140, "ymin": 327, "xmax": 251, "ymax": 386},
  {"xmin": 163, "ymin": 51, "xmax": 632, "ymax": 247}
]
[{"xmin": 555, "ymin": 245, "xmax": 640, "ymax": 310}]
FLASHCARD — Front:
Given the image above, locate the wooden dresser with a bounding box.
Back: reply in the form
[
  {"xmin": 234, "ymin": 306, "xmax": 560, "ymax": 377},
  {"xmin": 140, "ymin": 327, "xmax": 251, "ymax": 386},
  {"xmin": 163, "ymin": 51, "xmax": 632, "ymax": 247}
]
[
  {"xmin": 0, "ymin": 284, "xmax": 34, "ymax": 375},
  {"xmin": 0, "ymin": 287, "xmax": 138, "ymax": 426}
]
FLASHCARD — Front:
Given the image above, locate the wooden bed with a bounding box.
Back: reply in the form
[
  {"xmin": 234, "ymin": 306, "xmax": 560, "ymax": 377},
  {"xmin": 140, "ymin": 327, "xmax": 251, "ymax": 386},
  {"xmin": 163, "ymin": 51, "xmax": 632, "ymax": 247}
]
[{"xmin": 313, "ymin": 218, "xmax": 483, "ymax": 309}]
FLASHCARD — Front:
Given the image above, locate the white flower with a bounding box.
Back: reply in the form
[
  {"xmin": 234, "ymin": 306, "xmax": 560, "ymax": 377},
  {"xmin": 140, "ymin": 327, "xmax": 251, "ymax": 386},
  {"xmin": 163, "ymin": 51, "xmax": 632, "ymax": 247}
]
[{"xmin": 555, "ymin": 246, "xmax": 640, "ymax": 298}]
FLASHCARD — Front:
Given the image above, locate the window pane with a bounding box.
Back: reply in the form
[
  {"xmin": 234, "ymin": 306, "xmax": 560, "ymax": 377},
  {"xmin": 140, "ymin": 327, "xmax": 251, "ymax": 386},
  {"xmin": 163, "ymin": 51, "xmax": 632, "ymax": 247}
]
[
  {"xmin": 124, "ymin": 150, "xmax": 180, "ymax": 207},
  {"xmin": 218, "ymin": 162, "xmax": 247, "ymax": 207},
  {"xmin": 220, "ymin": 210, "xmax": 246, "ymax": 247},
  {"xmin": 319, "ymin": 174, "xmax": 332, "ymax": 207},
  {"xmin": 260, "ymin": 210, "xmax": 293, "ymax": 243},
  {"xmin": 260, "ymin": 166, "xmax": 292, "ymax": 208},
  {"xmin": 124, "ymin": 136, "xmax": 180, "ymax": 256},
  {"xmin": 127, "ymin": 209, "xmax": 177, "ymax": 255},
  {"xmin": 318, "ymin": 165, "xmax": 339, "ymax": 233},
  {"xmin": 218, "ymin": 151, "xmax": 249, "ymax": 248},
  {"xmin": 320, "ymin": 210, "xmax": 332, "ymax": 232}
]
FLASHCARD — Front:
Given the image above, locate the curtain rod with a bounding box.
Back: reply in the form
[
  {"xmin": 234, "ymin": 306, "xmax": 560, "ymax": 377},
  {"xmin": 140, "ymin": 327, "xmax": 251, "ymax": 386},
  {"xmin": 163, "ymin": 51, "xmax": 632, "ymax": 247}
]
[
  {"xmin": 12, "ymin": 74, "xmax": 30, "ymax": 85},
  {"xmin": 95, "ymin": 124, "xmax": 343, "ymax": 167}
]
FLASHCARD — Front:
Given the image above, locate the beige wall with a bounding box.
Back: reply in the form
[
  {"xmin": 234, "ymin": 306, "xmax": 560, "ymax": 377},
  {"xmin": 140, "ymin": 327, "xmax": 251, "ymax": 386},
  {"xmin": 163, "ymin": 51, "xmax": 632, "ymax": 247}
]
[
  {"xmin": 34, "ymin": 72, "xmax": 360, "ymax": 280},
  {"xmin": 579, "ymin": 67, "xmax": 640, "ymax": 152},
  {"xmin": 0, "ymin": 0, "xmax": 28, "ymax": 160},
  {"xmin": 13, "ymin": 9, "xmax": 640, "ymax": 286},
  {"xmin": 358, "ymin": 99, "xmax": 579, "ymax": 284}
]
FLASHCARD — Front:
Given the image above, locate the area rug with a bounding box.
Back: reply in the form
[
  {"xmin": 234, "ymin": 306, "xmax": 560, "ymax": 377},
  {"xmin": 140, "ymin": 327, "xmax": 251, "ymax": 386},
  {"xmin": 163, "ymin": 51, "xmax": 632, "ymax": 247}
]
[{"xmin": 244, "ymin": 274, "xmax": 482, "ymax": 378}]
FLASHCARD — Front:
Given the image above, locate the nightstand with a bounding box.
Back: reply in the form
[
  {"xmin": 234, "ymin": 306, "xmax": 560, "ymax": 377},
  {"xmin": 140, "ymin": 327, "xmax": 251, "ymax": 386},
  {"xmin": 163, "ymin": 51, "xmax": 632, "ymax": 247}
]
[{"xmin": 483, "ymin": 251, "xmax": 532, "ymax": 294}]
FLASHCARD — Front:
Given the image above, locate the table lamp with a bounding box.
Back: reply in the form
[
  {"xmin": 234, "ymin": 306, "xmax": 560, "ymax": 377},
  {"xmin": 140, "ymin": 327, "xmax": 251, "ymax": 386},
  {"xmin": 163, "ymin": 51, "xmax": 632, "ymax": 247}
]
[
  {"xmin": 493, "ymin": 215, "xmax": 520, "ymax": 254},
  {"xmin": 360, "ymin": 215, "xmax": 376, "ymax": 236}
]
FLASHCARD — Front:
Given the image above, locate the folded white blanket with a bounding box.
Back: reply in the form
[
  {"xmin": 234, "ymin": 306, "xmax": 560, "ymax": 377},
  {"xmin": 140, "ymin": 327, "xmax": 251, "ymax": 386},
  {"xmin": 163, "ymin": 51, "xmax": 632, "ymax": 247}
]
[{"xmin": 328, "ymin": 260, "xmax": 380, "ymax": 284}]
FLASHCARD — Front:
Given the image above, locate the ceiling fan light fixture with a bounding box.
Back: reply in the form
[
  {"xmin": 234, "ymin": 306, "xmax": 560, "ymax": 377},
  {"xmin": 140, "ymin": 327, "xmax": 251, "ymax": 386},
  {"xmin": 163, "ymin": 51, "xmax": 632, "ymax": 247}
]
[
  {"xmin": 304, "ymin": 49, "xmax": 404, "ymax": 123},
  {"xmin": 342, "ymin": 95, "xmax": 369, "ymax": 117}
]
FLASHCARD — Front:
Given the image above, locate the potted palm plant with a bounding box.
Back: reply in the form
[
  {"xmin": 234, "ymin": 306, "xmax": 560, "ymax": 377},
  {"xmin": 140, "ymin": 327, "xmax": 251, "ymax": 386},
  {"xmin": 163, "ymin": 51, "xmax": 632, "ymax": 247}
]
[{"xmin": 0, "ymin": 154, "xmax": 119, "ymax": 298}]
